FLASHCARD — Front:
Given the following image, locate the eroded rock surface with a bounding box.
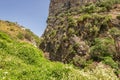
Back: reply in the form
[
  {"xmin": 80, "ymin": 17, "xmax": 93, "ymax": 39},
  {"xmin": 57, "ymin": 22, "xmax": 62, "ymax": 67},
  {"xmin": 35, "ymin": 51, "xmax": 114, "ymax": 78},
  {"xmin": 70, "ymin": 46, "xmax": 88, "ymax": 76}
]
[{"xmin": 40, "ymin": 0, "xmax": 120, "ymax": 67}]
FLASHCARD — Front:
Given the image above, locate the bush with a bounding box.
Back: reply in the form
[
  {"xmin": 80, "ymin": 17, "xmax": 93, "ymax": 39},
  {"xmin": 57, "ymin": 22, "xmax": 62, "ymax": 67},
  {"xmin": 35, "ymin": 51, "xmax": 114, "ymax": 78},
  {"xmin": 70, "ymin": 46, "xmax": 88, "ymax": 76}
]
[
  {"xmin": 77, "ymin": 14, "xmax": 92, "ymax": 22},
  {"xmin": 0, "ymin": 40, "xmax": 7, "ymax": 49},
  {"xmin": 17, "ymin": 32, "xmax": 24, "ymax": 40},
  {"xmin": 97, "ymin": 0, "xmax": 113, "ymax": 11},
  {"xmin": 10, "ymin": 28, "xmax": 14, "ymax": 31},
  {"xmin": 17, "ymin": 45, "xmax": 39, "ymax": 64},
  {"xmin": 49, "ymin": 30, "xmax": 57, "ymax": 37},
  {"xmin": 109, "ymin": 27, "xmax": 120, "ymax": 36},
  {"xmin": 82, "ymin": 3, "xmax": 96, "ymax": 13},
  {"xmin": 67, "ymin": 16, "xmax": 77, "ymax": 27},
  {"xmin": 68, "ymin": 28, "xmax": 75, "ymax": 35},
  {"xmin": 24, "ymin": 32, "xmax": 32, "ymax": 41},
  {"xmin": 0, "ymin": 32, "xmax": 12, "ymax": 42},
  {"xmin": 25, "ymin": 29, "xmax": 40, "ymax": 46},
  {"xmin": 102, "ymin": 57, "xmax": 118, "ymax": 69},
  {"xmin": 90, "ymin": 38, "xmax": 115, "ymax": 61}
]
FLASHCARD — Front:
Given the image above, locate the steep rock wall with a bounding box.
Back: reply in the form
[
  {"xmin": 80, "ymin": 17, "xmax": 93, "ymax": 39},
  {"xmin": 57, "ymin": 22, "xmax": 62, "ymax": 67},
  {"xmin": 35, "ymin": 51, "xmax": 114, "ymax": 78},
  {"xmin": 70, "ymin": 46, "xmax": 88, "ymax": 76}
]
[{"xmin": 40, "ymin": 0, "xmax": 120, "ymax": 67}]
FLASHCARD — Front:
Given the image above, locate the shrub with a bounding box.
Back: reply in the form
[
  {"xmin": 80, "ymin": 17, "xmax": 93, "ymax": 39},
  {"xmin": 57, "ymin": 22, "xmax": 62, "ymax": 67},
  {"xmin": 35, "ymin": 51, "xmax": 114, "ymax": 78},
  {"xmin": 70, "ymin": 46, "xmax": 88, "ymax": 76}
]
[
  {"xmin": 77, "ymin": 14, "xmax": 92, "ymax": 22},
  {"xmin": 109, "ymin": 27, "xmax": 120, "ymax": 37},
  {"xmin": 68, "ymin": 28, "xmax": 75, "ymax": 35},
  {"xmin": 67, "ymin": 16, "xmax": 77, "ymax": 27},
  {"xmin": 97, "ymin": 0, "xmax": 113, "ymax": 11},
  {"xmin": 102, "ymin": 57, "xmax": 118, "ymax": 69},
  {"xmin": 68, "ymin": 45, "xmax": 76, "ymax": 54},
  {"xmin": 86, "ymin": 62, "xmax": 118, "ymax": 80},
  {"xmin": 90, "ymin": 38, "xmax": 115, "ymax": 61},
  {"xmin": 24, "ymin": 32, "xmax": 32, "ymax": 41},
  {"xmin": 49, "ymin": 30, "xmax": 57, "ymax": 37},
  {"xmin": 82, "ymin": 3, "xmax": 96, "ymax": 13},
  {"xmin": 17, "ymin": 32, "xmax": 24, "ymax": 40},
  {"xmin": 25, "ymin": 29, "xmax": 41, "ymax": 46},
  {"xmin": 13, "ymin": 43, "xmax": 43, "ymax": 65},
  {"xmin": 102, "ymin": 15, "xmax": 111, "ymax": 24},
  {"xmin": 0, "ymin": 32, "xmax": 12, "ymax": 42},
  {"xmin": 10, "ymin": 28, "xmax": 14, "ymax": 31},
  {"xmin": 0, "ymin": 40, "xmax": 7, "ymax": 49}
]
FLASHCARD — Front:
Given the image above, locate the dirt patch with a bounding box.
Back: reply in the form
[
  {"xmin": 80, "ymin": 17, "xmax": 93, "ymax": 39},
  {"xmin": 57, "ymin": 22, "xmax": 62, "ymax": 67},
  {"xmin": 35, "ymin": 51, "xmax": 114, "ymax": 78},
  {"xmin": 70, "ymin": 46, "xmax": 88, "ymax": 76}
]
[{"xmin": 109, "ymin": 4, "xmax": 120, "ymax": 19}]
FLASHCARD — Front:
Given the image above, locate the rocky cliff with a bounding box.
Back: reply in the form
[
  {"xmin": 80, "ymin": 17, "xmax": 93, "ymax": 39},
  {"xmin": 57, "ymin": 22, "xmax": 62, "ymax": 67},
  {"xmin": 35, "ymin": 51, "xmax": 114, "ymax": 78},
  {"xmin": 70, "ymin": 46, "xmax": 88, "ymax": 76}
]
[{"xmin": 40, "ymin": 0, "xmax": 120, "ymax": 69}]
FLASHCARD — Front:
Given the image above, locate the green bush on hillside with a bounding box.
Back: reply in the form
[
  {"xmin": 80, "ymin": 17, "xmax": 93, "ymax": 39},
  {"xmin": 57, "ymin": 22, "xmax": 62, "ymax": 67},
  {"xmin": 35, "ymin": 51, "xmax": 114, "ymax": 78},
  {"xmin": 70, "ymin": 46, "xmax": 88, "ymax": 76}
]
[
  {"xmin": 90, "ymin": 38, "xmax": 115, "ymax": 61},
  {"xmin": 25, "ymin": 29, "xmax": 40, "ymax": 47},
  {"xmin": 97, "ymin": 0, "xmax": 120, "ymax": 11},
  {"xmin": 17, "ymin": 32, "xmax": 24, "ymax": 40},
  {"xmin": 16, "ymin": 43, "xmax": 43, "ymax": 65},
  {"xmin": 102, "ymin": 57, "xmax": 118, "ymax": 69},
  {"xmin": 77, "ymin": 14, "xmax": 92, "ymax": 22},
  {"xmin": 0, "ymin": 32, "xmax": 12, "ymax": 42},
  {"xmin": 82, "ymin": 3, "xmax": 97, "ymax": 13},
  {"xmin": 67, "ymin": 16, "xmax": 77, "ymax": 27},
  {"xmin": 109, "ymin": 27, "xmax": 120, "ymax": 37}
]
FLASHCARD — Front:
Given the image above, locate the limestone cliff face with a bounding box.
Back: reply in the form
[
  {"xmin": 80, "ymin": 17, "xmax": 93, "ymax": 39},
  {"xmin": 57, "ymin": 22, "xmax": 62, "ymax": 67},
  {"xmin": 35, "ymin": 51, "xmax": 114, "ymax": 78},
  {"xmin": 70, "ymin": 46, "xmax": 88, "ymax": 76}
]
[{"xmin": 40, "ymin": 0, "xmax": 120, "ymax": 67}]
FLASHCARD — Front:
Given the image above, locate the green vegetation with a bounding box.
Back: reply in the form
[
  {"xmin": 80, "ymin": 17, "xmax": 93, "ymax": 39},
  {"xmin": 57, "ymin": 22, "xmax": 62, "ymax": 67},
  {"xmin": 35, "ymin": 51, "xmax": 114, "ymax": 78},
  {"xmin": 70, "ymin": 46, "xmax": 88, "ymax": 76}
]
[
  {"xmin": 0, "ymin": 32, "xmax": 12, "ymax": 42},
  {"xmin": 0, "ymin": 20, "xmax": 40, "ymax": 47},
  {"xmin": 97, "ymin": 0, "xmax": 120, "ymax": 11},
  {"xmin": 25, "ymin": 29, "xmax": 41, "ymax": 47},
  {"xmin": 80, "ymin": 0, "xmax": 120, "ymax": 13},
  {"xmin": 44, "ymin": 0, "xmax": 120, "ymax": 70},
  {"xmin": 0, "ymin": 0, "xmax": 120, "ymax": 79},
  {"xmin": 81, "ymin": 3, "xmax": 98, "ymax": 13},
  {"xmin": 77, "ymin": 14, "xmax": 92, "ymax": 22},
  {"xmin": 0, "ymin": 25, "xmax": 119, "ymax": 79},
  {"xmin": 49, "ymin": 30, "xmax": 57, "ymax": 38},
  {"xmin": 29, "ymin": 0, "xmax": 120, "ymax": 79},
  {"xmin": 67, "ymin": 16, "xmax": 77, "ymax": 27},
  {"xmin": 17, "ymin": 32, "xmax": 24, "ymax": 40},
  {"xmin": 68, "ymin": 28, "xmax": 75, "ymax": 35},
  {"xmin": 90, "ymin": 38, "xmax": 115, "ymax": 60}
]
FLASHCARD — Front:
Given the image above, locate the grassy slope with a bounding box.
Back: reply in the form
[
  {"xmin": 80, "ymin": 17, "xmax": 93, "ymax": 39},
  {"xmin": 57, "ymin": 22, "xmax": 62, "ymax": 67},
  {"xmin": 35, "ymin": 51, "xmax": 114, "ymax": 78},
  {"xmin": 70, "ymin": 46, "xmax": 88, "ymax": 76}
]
[
  {"xmin": 0, "ymin": 24, "xmax": 119, "ymax": 79},
  {"xmin": 0, "ymin": 20, "xmax": 40, "ymax": 47}
]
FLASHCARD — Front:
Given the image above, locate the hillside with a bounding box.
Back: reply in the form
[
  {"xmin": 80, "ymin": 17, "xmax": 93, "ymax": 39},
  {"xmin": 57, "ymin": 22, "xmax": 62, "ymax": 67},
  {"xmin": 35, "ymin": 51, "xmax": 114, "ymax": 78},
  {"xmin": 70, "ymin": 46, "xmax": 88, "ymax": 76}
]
[
  {"xmin": 0, "ymin": 21, "xmax": 119, "ymax": 80},
  {"xmin": 40, "ymin": 0, "xmax": 120, "ymax": 79},
  {"xmin": 0, "ymin": 20, "xmax": 40, "ymax": 47}
]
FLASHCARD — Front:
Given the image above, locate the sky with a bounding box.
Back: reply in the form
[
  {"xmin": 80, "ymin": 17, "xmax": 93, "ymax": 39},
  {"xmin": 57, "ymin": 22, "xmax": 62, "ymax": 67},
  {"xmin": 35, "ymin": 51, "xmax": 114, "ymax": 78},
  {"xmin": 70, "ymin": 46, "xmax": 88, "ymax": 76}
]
[{"xmin": 0, "ymin": 0, "xmax": 50, "ymax": 36}]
